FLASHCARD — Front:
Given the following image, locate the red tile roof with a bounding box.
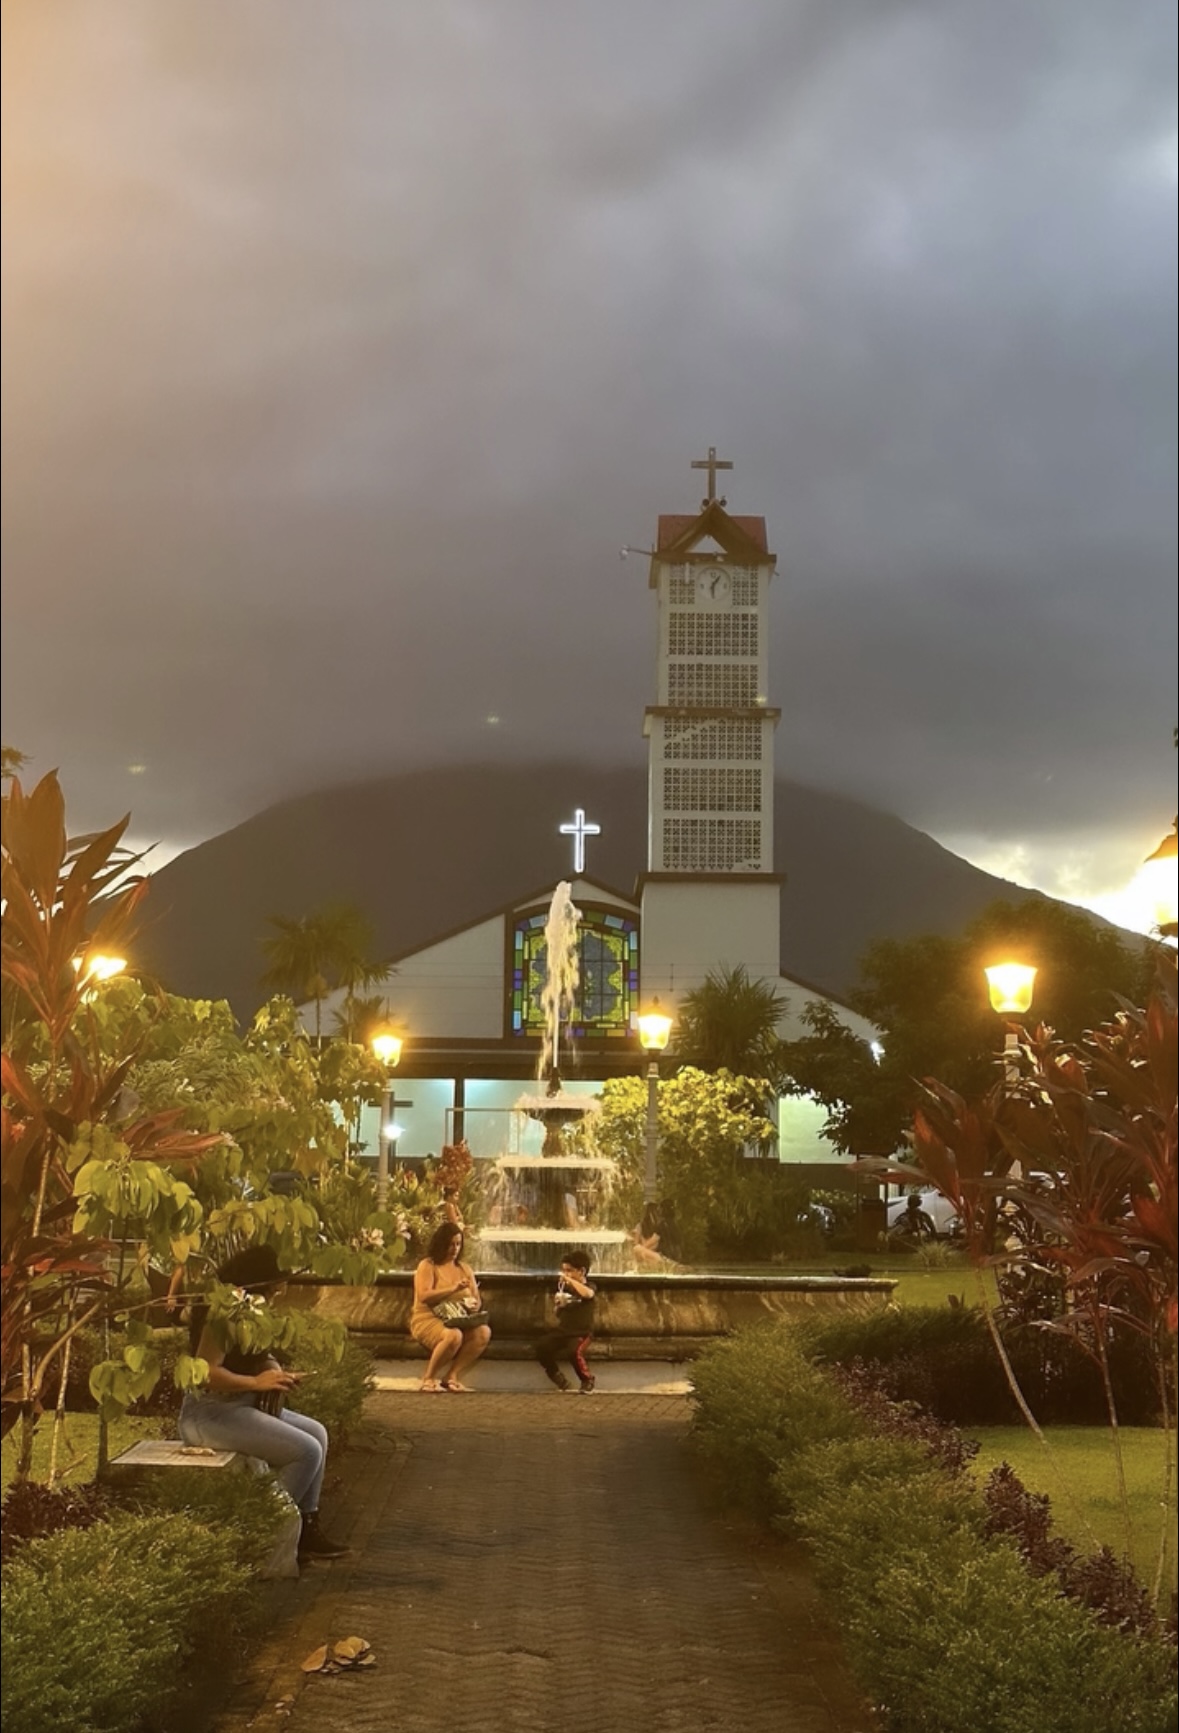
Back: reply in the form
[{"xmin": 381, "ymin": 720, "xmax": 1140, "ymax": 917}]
[{"xmin": 656, "ymin": 509, "xmax": 768, "ymax": 554}]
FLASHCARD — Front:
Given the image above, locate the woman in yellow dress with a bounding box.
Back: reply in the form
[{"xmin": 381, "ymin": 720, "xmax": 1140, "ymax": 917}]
[{"xmin": 409, "ymin": 1223, "xmax": 492, "ymax": 1392}]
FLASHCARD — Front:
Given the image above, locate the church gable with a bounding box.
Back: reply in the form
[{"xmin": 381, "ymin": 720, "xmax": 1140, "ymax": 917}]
[{"xmin": 653, "ymin": 501, "xmax": 773, "ymax": 575}]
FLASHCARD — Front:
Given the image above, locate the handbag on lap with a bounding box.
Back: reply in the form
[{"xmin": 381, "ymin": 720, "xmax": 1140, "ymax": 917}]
[{"xmin": 434, "ymin": 1298, "xmax": 491, "ymax": 1331}]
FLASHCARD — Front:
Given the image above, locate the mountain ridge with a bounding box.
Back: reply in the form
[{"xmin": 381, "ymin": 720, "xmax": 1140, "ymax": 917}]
[{"xmin": 134, "ymin": 763, "xmax": 1078, "ymax": 1018}]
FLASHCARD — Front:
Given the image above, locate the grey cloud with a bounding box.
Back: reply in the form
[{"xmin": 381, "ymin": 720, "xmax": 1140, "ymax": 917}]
[{"xmin": 2, "ymin": 0, "xmax": 1175, "ymax": 873}]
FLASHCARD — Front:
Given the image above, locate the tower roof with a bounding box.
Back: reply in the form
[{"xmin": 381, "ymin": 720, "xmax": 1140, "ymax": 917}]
[{"xmin": 653, "ymin": 500, "xmax": 773, "ymax": 572}]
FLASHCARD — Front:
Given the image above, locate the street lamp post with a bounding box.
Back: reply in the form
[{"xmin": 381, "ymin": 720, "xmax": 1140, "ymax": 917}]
[
  {"xmin": 637, "ymin": 1006, "xmax": 673, "ymax": 1204},
  {"xmin": 370, "ymin": 1030, "xmax": 403, "ymax": 1211},
  {"xmin": 984, "ymin": 962, "xmax": 1037, "ymax": 1087}
]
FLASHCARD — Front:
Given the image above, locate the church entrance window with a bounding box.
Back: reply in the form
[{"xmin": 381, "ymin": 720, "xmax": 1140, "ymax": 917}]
[{"xmin": 510, "ymin": 909, "xmax": 638, "ymax": 1041}]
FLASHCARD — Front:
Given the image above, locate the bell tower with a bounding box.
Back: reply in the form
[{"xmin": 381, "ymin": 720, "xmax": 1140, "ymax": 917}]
[{"xmin": 638, "ymin": 450, "xmax": 784, "ymax": 1012}]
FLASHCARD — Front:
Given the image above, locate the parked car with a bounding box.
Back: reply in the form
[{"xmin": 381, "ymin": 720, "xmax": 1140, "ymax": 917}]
[{"xmin": 885, "ymin": 1190, "xmax": 961, "ymax": 1240}]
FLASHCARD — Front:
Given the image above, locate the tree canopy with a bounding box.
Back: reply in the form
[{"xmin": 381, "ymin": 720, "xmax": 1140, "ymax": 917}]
[
  {"xmin": 673, "ymin": 963, "xmax": 787, "ymax": 1083},
  {"xmin": 259, "ymin": 902, "xmax": 387, "ymax": 1038},
  {"xmin": 780, "ymin": 898, "xmax": 1154, "ymax": 1157}
]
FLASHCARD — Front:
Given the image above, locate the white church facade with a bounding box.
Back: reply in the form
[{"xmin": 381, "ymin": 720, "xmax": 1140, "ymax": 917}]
[{"xmin": 316, "ymin": 453, "xmax": 875, "ymax": 1165}]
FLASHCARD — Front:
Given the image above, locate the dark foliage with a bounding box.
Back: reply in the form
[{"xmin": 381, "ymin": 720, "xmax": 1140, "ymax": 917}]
[
  {"xmin": 802, "ymin": 1304, "xmax": 1161, "ymax": 1427},
  {"xmin": 0, "ymin": 1479, "xmax": 112, "ymax": 1560},
  {"xmin": 831, "ymin": 1358, "xmax": 980, "ymax": 1477},
  {"xmin": 42, "ymin": 1326, "xmax": 187, "ymax": 1416},
  {"xmin": 982, "ymin": 1463, "xmax": 1164, "ymax": 1643}
]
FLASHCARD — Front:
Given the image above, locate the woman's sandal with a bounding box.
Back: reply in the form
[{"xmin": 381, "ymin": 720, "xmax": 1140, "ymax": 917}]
[
  {"xmin": 418, "ymin": 1379, "xmax": 444, "ymax": 1393},
  {"xmin": 441, "ymin": 1379, "xmax": 472, "ymax": 1393}
]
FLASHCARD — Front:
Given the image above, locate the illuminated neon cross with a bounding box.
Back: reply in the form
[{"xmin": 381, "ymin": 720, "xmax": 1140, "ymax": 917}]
[{"xmin": 559, "ymin": 808, "xmax": 601, "ymax": 874}]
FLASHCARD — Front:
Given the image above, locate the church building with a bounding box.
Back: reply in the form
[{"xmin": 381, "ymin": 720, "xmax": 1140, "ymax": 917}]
[{"xmin": 315, "ymin": 453, "xmax": 875, "ymax": 1165}]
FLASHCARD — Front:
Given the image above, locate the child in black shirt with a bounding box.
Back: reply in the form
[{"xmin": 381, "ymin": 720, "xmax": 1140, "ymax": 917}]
[{"xmin": 535, "ymin": 1249, "xmax": 596, "ymax": 1393}]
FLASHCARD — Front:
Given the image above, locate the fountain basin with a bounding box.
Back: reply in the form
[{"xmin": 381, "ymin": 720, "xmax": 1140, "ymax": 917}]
[{"xmin": 284, "ymin": 1269, "xmax": 897, "ymax": 1360}]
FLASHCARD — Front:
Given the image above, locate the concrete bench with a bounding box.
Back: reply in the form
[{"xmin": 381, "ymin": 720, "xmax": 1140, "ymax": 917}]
[
  {"xmin": 109, "ymin": 1439, "xmax": 241, "ymax": 1470},
  {"xmin": 108, "ymin": 1439, "xmax": 303, "ymax": 1578}
]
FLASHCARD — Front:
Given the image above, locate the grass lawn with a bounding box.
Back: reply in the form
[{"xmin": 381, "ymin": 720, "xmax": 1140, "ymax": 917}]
[
  {"xmin": 969, "ymin": 1425, "xmax": 1174, "ymax": 1585},
  {"xmin": 769, "ymin": 1250, "xmax": 996, "ymax": 1310},
  {"xmin": 1, "ymin": 1412, "xmax": 163, "ymax": 1493}
]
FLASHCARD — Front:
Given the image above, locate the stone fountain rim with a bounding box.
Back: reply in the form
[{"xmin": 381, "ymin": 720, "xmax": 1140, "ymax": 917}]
[{"xmin": 286, "ymin": 1271, "xmax": 897, "ymax": 1293}]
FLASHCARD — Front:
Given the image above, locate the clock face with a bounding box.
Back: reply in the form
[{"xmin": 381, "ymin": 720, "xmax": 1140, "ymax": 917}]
[{"xmin": 707, "ymin": 567, "xmax": 732, "ymax": 602}]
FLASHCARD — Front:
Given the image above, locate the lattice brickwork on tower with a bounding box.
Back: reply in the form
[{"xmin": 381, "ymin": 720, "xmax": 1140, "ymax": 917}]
[{"xmin": 645, "ymin": 520, "xmax": 778, "ymax": 876}]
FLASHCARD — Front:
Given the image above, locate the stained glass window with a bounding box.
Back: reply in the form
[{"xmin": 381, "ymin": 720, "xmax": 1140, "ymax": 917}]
[{"xmin": 510, "ymin": 908, "xmax": 639, "ymax": 1040}]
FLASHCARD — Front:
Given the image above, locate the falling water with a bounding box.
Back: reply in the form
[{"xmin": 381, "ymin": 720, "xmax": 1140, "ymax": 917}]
[
  {"xmin": 538, "ymin": 880, "xmax": 581, "ymax": 1083},
  {"xmin": 473, "ymin": 881, "xmax": 632, "ymax": 1269}
]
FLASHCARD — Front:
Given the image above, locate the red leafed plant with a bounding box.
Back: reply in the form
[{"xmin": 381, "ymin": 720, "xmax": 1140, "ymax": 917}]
[
  {"xmin": 867, "ymin": 949, "xmax": 1177, "ymax": 1610},
  {"xmin": 2, "ymin": 772, "xmax": 223, "ymax": 1481}
]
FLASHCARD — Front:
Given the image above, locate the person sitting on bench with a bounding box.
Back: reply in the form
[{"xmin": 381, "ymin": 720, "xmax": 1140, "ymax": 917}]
[{"xmin": 178, "ymin": 1244, "xmax": 347, "ymax": 1563}]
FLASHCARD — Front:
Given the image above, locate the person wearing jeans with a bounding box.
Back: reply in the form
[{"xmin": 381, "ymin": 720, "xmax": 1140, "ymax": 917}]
[{"xmin": 178, "ymin": 1244, "xmax": 347, "ymax": 1563}]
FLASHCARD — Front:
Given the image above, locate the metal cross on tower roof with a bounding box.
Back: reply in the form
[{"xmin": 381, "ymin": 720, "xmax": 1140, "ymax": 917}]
[
  {"xmin": 690, "ymin": 445, "xmax": 733, "ymax": 504},
  {"xmin": 558, "ymin": 808, "xmax": 601, "ymax": 874}
]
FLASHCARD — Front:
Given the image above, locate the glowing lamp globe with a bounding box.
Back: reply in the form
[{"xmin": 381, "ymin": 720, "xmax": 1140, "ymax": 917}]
[
  {"xmin": 984, "ymin": 963, "xmax": 1038, "ymax": 1016},
  {"xmin": 73, "ymin": 953, "xmax": 127, "ymax": 984},
  {"xmin": 371, "ymin": 1031, "xmax": 403, "ymax": 1067},
  {"xmin": 638, "ymin": 1009, "xmax": 673, "ymax": 1053}
]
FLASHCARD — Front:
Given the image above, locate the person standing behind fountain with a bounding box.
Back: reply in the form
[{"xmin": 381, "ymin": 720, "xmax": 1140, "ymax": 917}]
[
  {"xmin": 535, "ymin": 1249, "xmax": 597, "ymax": 1394},
  {"xmin": 409, "ymin": 1224, "xmax": 491, "ymax": 1392}
]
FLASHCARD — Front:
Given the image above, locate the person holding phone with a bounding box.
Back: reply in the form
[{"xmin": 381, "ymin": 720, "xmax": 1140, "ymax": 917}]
[
  {"xmin": 178, "ymin": 1244, "xmax": 347, "ymax": 1563},
  {"xmin": 409, "ymin": 1223, "xmax": 492, "ymax": 1392}
]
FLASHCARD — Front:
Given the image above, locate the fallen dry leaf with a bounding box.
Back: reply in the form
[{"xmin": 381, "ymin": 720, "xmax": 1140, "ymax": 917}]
[
  {"xmin": 300, "ymin": 1646, "xmax": 328, "ymax": 1674},
  {"xmin": 333, "ymin": 1637, "xmax": 371, "ymax": 1662}
]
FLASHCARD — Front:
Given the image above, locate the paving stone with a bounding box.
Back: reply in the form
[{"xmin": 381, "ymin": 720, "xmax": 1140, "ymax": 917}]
[{"xmin": 217, "ymin": 1390, "xmax": 875, "ymax": 1733}]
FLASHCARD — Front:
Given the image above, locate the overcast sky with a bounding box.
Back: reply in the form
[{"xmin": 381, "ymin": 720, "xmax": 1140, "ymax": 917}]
[{"xmin": 3, "ymin": 1, "xmax": 1176, "ymax": 921}]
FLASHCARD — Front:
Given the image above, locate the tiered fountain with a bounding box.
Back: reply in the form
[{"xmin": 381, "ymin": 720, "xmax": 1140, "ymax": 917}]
[
  {"xmin": 286, "ymin": 884, "xmax": 897, "ymax": 1353},
  {"xmin": 474, "ymin": 883, "xmax": 634, "ymax": 1272}
]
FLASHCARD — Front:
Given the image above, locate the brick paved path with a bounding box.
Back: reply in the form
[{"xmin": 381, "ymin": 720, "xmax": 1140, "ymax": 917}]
[{"xmin": 219, "ymin": 1393, "xmax": 872, "ymax": 1733}]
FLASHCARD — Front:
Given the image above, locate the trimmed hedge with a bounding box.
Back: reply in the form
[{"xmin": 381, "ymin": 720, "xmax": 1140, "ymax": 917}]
[
  {"xmin": 691, "ymin": 1325, "xmax": 1176, "ymax": 1733},
  {"xmin": 2, "ymin": 1514, "xmax": 245, "ymax": 1733},
  {"xmin": 1, "ymin": 1472, "xmax": 288, "ymax": 1733},
  {"xmin": 797, "ymin": 1303, "xmax": 1160, "ymax": 1427}
]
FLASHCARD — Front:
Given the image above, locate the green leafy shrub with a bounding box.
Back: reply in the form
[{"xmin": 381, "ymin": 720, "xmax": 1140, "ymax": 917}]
[
  {"xmin": 797, "ymin": 1441, "xmax": 991, "ymax": 1601},
  {"xmin": 1, "ymin": 1513, "xmax": 247, "ymax": 1733},
  {"xmin": 48, "ymin": 1325, "xmax": 198, "ymax": 1417},
  {"xmin": 842, "ymin": 1531, "xmax": 1176, "ymax": 1733},
  {"xmin": 799, "ymin": 1304, "xmax": 1159, "ymax": 1427},
  {"xmin": 125, "ymin": 1465, "xmax": 290, "ymax": 1564},
  {"xmin": 690, "ymin": 1323, "xmax": 865, "ymax": 1515},
  {"xmin": 691, "ymin": 1327, "xmax": 1177, "ymax": 1733},
  {"xmin": 282, "ymin": 1330, "xmax": 373, "ymax": 1449}
]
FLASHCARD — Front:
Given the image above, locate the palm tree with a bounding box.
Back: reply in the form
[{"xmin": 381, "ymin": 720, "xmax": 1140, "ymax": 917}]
[
  {"xmin": 675, "ymin": 963, "xmax": 788, "ymax": 1084},
  {"xmin": 332, "ymin": 991, "xmax": 391, "ymax": 1045},
  {"xmin": 1, "ymin": 746, "xmax": 29, "ymax": 782},
  {"xmin": 260, "ymin": 902, "xmax": 387, "ymax": 1040}
]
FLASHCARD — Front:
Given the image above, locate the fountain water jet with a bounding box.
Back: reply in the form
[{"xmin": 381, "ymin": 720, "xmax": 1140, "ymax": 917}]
[{"xmin": 475, "ymin": 883, "xmax": 633, "ymax": 1271}]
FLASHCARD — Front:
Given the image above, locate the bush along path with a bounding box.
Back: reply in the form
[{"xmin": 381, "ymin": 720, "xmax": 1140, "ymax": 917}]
[
  {"xmin": 691, "ymin": 1323, "xmax": 1177, "ymax": 1733},
  {"xmin": 0, "ymin": 1330, "xmax": 374, "ymax": 1733}
]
